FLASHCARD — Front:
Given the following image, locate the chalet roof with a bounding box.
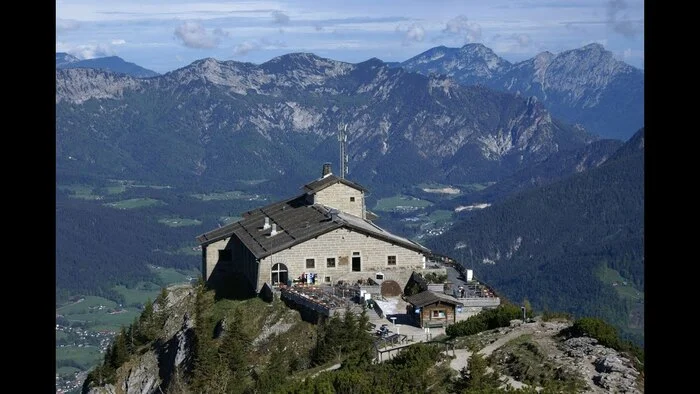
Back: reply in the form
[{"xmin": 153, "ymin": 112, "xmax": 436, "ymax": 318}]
[
  {"xmin": 409, "ymin": 271, "xmax": 428, "ymax": 290},
  {"xmin": 196, "ymin": 194, "xmax": 429, "ymax": 259},
  {"xmin": 303, "ymin": 174, "xmax": 368, "ymax": 194},
  {"xmin": 406, "ymin": 291, "xmax": 463, "ymax": 308}
]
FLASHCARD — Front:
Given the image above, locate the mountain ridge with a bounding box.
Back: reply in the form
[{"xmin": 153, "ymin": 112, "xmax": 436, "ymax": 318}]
[
  {"xmin": 396, "ymin": 43, "xmax": 643, "ymax": 140},
  {"xmin": 56, "ymin": 53, "xmax": 594, "ymax": 197},
  {"xmin": 56, "ymin": 52, "xmax": 160, "ymax": 78}
]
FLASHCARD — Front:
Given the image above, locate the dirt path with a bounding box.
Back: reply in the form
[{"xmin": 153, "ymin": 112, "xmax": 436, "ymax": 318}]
[
  {"xmin": 477, "ymin": 326, "xmax": 535, "ymax": 357},
  {"xmin": 449, "ymin": 348, "xmax": 471, "ymax": 372}
]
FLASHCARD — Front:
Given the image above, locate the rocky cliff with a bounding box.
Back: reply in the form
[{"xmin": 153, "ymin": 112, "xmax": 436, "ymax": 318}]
[{"xmin": 83, "ymin": 284, "xmax": 643, "ymax": 393}]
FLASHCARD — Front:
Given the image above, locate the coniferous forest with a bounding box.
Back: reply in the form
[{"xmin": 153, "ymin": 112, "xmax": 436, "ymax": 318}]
[{"xmin": 428, "ymin": 129, "xmax": 644, "ymax": 344}]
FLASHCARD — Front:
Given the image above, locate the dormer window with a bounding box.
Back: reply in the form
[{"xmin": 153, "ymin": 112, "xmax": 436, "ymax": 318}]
[{"xmin": 350, "ymin": 197, "xmax": 355, "ymax": 202}]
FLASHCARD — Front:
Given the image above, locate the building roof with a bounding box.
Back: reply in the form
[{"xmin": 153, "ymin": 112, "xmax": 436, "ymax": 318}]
[
  {"xmin": 196, "ymin": 193, "xmax": 430, "ymax": 259},
  {"xmin": 303, "ymin": 174, "xmax": 368, "ymax": 194},
  {"xmin": 408, "ymin": 271, "xmax": 428, "ymax": 290},
  {"xmin": 406, "ymin": 291, "xmax": 463, "ymax": 308}
]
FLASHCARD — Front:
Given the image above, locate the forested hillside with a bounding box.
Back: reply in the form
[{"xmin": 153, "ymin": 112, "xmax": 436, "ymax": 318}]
[
  {"xmin": 428, "ymin": 129, "xmax": 644, "ymax": 343},
  {"xmin": 55, "ymin": 184, "xmax": 265, "ymax": 303}
]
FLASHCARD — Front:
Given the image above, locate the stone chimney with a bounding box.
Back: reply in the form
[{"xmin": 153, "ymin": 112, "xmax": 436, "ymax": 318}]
[
  {"xmin": 263, "ymin": 217, "xmax": 270, "ymax": 230},
  {"xmin": 270, "ymin": 223, "xmax": 277, "ymax": 236},
  {"xmin": 322, "ymin": 163, "xmax": 332, "ymax": 177}
]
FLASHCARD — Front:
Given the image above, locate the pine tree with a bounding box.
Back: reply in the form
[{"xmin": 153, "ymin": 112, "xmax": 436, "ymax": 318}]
[
  {"xmin": 219, "ymin": 317, "xmax": 251, "ymax": 382},
  {"xmin": 155, "ymin": 287, "xmax": 169, "ymax": 329},
  {"xmin": 189, "ymin": 284, "xmax": 218, "ymax": 392},
  {"xmin": 107, "ymin": 329, "xmax": 129, "ymax": 375}
]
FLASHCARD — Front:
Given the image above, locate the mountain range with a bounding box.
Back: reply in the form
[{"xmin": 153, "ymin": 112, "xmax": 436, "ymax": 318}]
[
  {"xmin": 397, "ymin": 43, "xmax": 644, "ymax": 141},
  {"xmin": 56, "ymin": 53, "xmax": 593, "ymax": 198},
  {"xmin": 56, "ymin": 52, "xmax": 160, "ymax": 78}
]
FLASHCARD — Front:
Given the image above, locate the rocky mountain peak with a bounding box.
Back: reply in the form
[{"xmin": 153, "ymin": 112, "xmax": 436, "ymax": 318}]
[
  {"xmin": 557, "ymin": 43, "xmax": 615, "ymax": 64},
  {"xmin": 56, "ymin": 52, "xmax": 80, "ymax": 67},
  {"xmin": 459, "ymin": 42, "xmax": 490, "ymax": 54},
  {"xmin": 56, "ymin": 68, "xmax": 144, "ymax": 104},
  {"xmin": 358, "ymin": 57, "xmax": 386, "ymax": 68},
  {"xmin": 399, "ymin": 42, "xmax": 643, "ymax": 140},
  {"xmin": 581, "ymin": 42, "xmax": 606, "ymax": 52},
  {"xmin": 259, "ymin": 52, "xmax": 355, "ymax": 84},
  {"xmin": 458, "ymin": 43, "xmax": 511, "ymax": 72},
  {"xmin": 533, "ymin": 51, "xmax": 555, "ymax": 65}
]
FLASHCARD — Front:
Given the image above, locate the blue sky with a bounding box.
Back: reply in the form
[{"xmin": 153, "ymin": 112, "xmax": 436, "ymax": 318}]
[{"xmin": 56, "ymin": 0, "xmax": 644, "ymax": 74}]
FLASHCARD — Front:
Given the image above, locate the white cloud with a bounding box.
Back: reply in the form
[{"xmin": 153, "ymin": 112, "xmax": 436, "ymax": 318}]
[
  {"xmin": 396, "ymin": 23, "xmax": 425, "ymax": 45},
  {"xmin": 111, "ymin": 39, "xmax": 126, "ymax": 45},
  {"xmin": 233, "ymin": 37, "xmax": 287, "ymax": 56},
  {"xmin": 56, "ymin": 18, "xmax": 80, "ymax": 33},
  {"xmin": 606, "ymin": 0, "xmax": 643, "ymax": 38},
  {"xmin": 406, "ymin": 24, "xmax": 425, "ymax": 42},
  {"xmin": 234, "ymin": 41, "xmax": 260, "ymax": 56},
  {"xmin": 57, "ymin": 2, "xmax": 283, "ymax": 22},
  {"xmin": 213, "ymin": 27, "xmax": 230, "ymax": 38},
  {"xmin": 56, "ymin": 41, "xmax": 114, "ymax": 59},
  {"xmin": 442, "ymin": 15, "xmax": 482, "ymax": 43},
  {"xmin": 174, "ymin": 21, "xmax": 219, "ymax": 49},
  {"xmin": 511, "ymin": 33, "xmax": 531, "ymax": 47},
  {"xmin": 271, "ymin": 10, "xmax": 290, "ymax": 25}
]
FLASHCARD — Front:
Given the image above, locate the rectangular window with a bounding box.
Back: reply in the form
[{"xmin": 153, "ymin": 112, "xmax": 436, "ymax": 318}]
[
  {"xmin": 432, "ymin": 310, "xmax": 446, "ymax": 318},
  {"xmin": 387, "ymin": 255, "xmax": 396, "ymax": 266},
  {"xmin": 350, "ymin": 196, "xmax": 355, "ymax": 202},
  {"xmin": 325, "ymin": 276, "xmax": 331, "ymax": 283},
  {"xmin": 306, "ymin": 258, "xmax": 315, "ymax": 269},
  {"xmin": 326, "ymin": 257, "xmax": 336, "ymax": 268},
  {"xmin": 219, "ymin": 249, "xmax": 232, "ymax": 261}
]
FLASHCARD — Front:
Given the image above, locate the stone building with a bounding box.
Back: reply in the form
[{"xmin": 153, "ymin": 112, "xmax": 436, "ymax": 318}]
[{"xmin": 196, "ymin": 164, "xmax": 431, "ymax": 295}]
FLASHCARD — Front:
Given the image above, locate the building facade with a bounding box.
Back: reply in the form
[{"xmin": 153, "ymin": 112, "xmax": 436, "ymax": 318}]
[
  {"xmin": 196, "ymin": 165, "xmax": 431, "ymax": 294},
  {"xmin": 406, "ymin": 291, "xmax": 464, "ymax": 328}
]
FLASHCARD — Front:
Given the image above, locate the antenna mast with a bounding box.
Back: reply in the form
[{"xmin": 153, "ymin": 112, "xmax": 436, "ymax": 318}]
[{"xmin": 338, "ymin": 123, "xmax": 348, "ymax": 179}]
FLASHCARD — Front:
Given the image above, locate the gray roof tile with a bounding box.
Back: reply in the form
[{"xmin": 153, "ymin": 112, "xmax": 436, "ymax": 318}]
[
  {"xmin": 303, "ymin": 174, "xmax": 367, "ymax": 193},
  {"xmin": 196, "ymin": 193, "xmax": 429, "ymax": 259},
  {"xmin": 406, "ymin": 291, "xmax": 463, "ymax": 308}
]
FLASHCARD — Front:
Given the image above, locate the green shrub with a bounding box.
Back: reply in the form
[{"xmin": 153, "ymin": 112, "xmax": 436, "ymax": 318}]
[{"xmin": 446, "ymin": 303, "xmax": 522, "ymax": 337}]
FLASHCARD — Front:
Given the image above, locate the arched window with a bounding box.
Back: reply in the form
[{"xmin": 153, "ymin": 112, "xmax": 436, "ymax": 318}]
[{"xmin": 271, "ymin": 263, "xmax": 288, "ymax": 286}]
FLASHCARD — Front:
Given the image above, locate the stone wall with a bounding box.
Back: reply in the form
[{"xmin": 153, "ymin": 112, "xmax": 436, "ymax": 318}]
[
  {"xmin": 258, "ymin": 227, "xmax": 425, "ymax": 292},
  {"xmin": 203, "ymin": 235, "xmax": 258, "ymax": 290},
  {"xmin": 313, "ymin": 183, "xmax": 365, "ymax": 218},
  {"xmin": 461, "ymin": 297, "xmax": 501, "ymax": 308}
]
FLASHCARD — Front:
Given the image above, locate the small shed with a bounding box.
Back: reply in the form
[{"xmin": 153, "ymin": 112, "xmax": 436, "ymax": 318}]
[{"xmin": 406, "ymin": 290, "xmax": 463, "ymax": 328}]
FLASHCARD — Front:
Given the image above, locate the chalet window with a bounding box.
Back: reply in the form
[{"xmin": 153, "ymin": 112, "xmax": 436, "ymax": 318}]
[
  {"xmin": 306, "ymin": 258, "xmax": 315, "ymax": 269},
  {"xmin": 219, "ymin": 249, "xmax": 232, "ymax": 261},
  {"xmin": 271, "ymin": 263, "xmax": 288, "ymax": 286},
  {"xmin": 324, "ymin": 276, "xmax": 331, "ymax": 283},
  {"xmin": 326, "ymin": 257, "xmax": 336, "ymax": 268},
  {"xmin": 387, "ymin": 255, "xmax": 397, "ymax": 266},
  {"xmin": 432, "ymin": 310, "xmax": 446, "ymax": 319},
  {"xmin": 350, "ymin": 197, "xmax": 355, "ymax": 202}
]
